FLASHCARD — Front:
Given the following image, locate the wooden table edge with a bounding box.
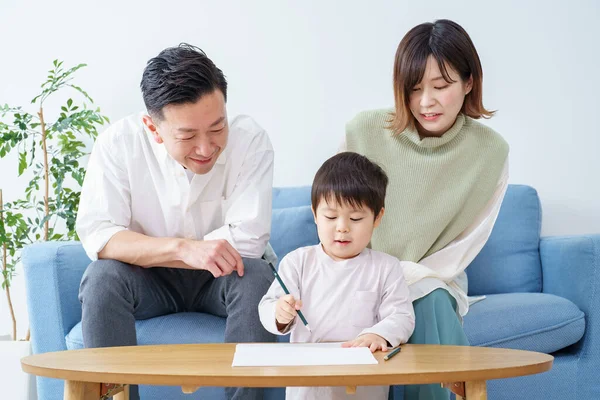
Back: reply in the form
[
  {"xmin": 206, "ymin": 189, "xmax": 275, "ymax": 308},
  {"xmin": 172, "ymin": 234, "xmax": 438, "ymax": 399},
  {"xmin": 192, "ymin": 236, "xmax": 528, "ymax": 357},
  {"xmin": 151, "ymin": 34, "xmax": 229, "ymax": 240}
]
[{"xmin": 21, "ymin": 357, "xmax": 553, "ymax": 388}]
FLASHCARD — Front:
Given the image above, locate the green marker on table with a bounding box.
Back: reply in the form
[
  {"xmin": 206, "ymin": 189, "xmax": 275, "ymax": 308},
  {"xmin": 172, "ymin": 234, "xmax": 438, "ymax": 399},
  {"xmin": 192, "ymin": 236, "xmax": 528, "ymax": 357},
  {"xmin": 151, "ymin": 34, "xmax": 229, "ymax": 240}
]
[
  {"xmin": 267, "ymin": 262, "xmax": 312, "ymax": 332},
  {"xmin": 383, "ymin": 346, "xmax": 402, "ymax": 361}
]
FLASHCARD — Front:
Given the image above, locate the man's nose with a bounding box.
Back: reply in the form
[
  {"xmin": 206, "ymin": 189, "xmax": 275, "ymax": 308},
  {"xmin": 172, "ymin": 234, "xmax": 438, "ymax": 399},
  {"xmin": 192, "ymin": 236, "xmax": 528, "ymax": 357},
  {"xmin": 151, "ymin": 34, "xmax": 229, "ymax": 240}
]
[{"xmin": 195, "ymin": 140, "xmax": 214, "ymax": 158}]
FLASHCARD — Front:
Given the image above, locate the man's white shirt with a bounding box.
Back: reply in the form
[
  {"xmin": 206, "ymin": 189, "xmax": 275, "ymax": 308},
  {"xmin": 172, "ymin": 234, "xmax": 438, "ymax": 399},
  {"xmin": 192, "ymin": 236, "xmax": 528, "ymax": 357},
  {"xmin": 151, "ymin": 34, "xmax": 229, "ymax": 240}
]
[{"xmin": 76, "ymin": 112, "xmax": 274, "ymax": 262}]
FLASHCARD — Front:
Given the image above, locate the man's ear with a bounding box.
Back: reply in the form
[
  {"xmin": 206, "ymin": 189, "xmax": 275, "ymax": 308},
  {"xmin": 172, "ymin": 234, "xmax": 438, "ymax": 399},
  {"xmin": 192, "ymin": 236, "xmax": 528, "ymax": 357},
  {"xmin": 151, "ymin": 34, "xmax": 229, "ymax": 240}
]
[
  {"xmin": 374, "ymin": 208, "xmax": 385, "ymax": 228},
  {"xmin": 142, "ymin": 115, "xmax": 164, "ymax": 144}
]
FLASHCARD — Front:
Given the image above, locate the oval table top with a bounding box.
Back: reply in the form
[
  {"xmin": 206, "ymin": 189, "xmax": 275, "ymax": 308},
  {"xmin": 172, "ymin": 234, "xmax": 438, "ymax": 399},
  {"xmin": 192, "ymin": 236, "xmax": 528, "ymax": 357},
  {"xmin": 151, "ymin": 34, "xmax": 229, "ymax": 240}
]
[{"xmin": 22, "ymin": 343, "xmax": 553, "ymax": 388}]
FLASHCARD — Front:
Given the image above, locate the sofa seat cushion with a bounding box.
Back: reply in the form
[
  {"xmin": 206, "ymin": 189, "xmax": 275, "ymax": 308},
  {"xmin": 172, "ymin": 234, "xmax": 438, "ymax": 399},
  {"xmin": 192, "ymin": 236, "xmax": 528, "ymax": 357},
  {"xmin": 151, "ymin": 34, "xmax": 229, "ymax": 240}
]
[
  {"xmin": 66, "ymin": 312, "xmax": 291, "ymax": 350},
  {"xmin": 463, "ymin": 293, "xmax": 585, "ymax": 354},
  {"xmin": 66, "ymin": 312, "xmax": 226, "ymax": 349}
]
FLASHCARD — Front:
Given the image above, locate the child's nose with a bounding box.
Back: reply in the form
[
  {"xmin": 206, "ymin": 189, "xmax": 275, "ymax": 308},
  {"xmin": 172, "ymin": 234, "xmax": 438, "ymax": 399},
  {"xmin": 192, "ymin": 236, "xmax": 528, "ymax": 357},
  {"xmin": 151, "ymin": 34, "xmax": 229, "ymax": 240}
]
[{"xmin": 336, "ymin": 222, "xmax": 349, "ymax": 232}]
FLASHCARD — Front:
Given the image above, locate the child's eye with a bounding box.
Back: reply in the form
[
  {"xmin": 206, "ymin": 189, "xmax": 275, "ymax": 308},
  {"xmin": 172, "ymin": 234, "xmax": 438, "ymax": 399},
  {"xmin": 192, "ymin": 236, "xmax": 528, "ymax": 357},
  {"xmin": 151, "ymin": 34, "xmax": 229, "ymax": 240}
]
[
  {"xmin": 435, "ymin": 85, "xmax": 450, "ymax": 90},
  {"xmin": 350, "ymin": 218, "xmax": 364, "ymax": 222},
  {"xmin": 325, "ymin": 216, "xmax": 336, "ymax": 220}
]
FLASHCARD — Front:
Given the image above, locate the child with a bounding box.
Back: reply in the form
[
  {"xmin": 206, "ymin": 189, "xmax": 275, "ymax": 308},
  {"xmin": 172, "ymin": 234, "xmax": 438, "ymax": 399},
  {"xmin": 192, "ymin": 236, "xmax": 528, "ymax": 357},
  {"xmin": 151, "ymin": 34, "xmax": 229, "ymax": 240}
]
[{"xmin": 258, "ymin": 152, "xmax": 415, "ymax": 400}]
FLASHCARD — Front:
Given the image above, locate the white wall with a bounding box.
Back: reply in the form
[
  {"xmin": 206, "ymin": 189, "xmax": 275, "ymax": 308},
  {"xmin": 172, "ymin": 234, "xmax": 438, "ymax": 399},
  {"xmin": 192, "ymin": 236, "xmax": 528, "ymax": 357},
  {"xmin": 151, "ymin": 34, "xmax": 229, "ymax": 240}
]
[{"xmin": 1, "ymin": 0, "xmax": 599, "ymax": 334}]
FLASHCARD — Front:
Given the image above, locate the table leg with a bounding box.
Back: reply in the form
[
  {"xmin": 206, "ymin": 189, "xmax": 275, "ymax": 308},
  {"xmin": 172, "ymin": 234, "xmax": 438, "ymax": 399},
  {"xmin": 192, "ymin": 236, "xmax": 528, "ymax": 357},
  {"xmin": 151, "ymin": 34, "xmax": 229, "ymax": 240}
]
[
  {"xmin": 64, "ymin": 381, "xmax": 100, "ymax": 400},
  {"xmin": 114, "ymin": 385, "xmax": 130, "ymax": 400},
  {"xmin": 182, "ymin": 385, "xmax": 200, "ymax": 394},
  {"xmin": 465, "ymin": 380, "xmax": 487, "ymax": 400}
]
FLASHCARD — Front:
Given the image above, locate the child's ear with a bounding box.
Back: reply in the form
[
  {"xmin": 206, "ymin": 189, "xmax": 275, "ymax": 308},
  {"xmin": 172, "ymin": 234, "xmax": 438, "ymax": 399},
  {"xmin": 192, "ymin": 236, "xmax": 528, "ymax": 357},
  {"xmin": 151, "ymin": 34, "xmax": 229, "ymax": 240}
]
[
  {"xmin": 373, "ymin": 208, "xmax": 385, "ymax": 228},
  {"xmin": 311, "ymin": 207, "xmax": 317, "ymax": 224}
]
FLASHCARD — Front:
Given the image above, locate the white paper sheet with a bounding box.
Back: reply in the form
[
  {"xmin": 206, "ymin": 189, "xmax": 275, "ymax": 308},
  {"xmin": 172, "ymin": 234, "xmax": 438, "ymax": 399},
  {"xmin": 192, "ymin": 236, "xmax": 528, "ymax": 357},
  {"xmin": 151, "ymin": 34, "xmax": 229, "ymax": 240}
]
[{"xmin": 231, "ymin": 343, "xmax": 378, "ymax": 367}]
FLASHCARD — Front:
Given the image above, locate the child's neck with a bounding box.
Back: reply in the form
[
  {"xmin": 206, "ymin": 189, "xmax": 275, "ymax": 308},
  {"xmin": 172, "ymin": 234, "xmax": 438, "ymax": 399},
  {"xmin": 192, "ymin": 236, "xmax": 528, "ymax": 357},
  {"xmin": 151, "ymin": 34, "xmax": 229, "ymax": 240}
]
[{"xmin": 320, "ymin": 243, "xmax": 363, "ymax": 262}]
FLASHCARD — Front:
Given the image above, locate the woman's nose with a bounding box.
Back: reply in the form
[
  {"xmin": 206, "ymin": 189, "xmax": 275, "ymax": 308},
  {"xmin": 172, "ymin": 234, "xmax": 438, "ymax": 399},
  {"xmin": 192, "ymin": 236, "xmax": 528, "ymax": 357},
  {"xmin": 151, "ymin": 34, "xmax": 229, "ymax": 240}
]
[{"xmin": 420, "ymin": 90, "xmax": 436, "ymax": 108}]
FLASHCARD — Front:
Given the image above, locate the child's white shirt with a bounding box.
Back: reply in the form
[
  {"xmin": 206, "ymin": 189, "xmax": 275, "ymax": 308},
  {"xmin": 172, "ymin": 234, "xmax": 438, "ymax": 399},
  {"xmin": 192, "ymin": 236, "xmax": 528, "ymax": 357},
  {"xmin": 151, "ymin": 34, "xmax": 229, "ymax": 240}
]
[{"xmin": 258, "ymin": 244, "xmax": 415, "ymax": 400}]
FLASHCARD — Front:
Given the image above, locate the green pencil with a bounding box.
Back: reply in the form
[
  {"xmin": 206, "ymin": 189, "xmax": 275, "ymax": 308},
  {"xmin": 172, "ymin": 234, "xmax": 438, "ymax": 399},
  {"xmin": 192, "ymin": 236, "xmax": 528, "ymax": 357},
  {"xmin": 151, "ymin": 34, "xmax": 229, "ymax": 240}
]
[
  {"xmin": 383, "ymin": 346, "xmax": 402, "ymax": 361},
  {"xmin": 267, "ymin": 262, "xmax": 312, "ymax": 332}
]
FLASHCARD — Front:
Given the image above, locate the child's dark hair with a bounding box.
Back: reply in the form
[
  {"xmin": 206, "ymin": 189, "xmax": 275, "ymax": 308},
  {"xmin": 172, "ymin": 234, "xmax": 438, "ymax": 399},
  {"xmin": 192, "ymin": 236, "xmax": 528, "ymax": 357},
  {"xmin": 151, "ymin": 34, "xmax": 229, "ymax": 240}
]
[{"xmin": 311, "ymin": 152, "xmax": 388, "ymax": 218}]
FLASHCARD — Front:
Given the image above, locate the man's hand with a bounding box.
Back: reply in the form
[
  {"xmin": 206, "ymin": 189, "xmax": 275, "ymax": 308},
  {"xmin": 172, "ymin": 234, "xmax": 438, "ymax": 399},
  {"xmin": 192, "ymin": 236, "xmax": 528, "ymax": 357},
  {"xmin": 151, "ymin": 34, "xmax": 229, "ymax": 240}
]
[
  {"xmin": 342, "ymin": 333, "xmax": 389, "ymax": 353},
  {"xmin": 275, "ymin": 294, "xmax": 303, "ymax": 329},
  {"xmin": 178, "ymin": 239, "xmax": 244, "ymax": 278}
]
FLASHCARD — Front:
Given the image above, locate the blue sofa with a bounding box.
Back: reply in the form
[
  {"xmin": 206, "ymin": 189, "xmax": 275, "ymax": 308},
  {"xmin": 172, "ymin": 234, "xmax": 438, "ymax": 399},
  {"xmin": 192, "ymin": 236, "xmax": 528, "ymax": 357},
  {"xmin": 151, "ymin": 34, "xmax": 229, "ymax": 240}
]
[{"xmin": 23, "ymin": 185, "xmax": 600, "ymax": 399}]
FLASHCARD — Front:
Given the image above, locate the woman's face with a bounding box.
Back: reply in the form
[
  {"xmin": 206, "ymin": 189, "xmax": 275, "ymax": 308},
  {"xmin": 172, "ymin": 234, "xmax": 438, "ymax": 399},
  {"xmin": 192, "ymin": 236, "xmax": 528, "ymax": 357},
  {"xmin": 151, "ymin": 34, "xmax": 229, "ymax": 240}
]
[{"xmin": 409, "ymin": 56, "xmax": 473, "ymax": 137}]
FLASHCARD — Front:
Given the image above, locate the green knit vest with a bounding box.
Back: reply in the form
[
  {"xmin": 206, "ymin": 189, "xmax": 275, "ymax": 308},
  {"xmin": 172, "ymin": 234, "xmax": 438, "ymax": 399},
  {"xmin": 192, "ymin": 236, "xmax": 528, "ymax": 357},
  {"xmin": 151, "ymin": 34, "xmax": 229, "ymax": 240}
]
[{"xmin": 346, "ymin": 109, "xmax": 509, "ymax": 262}]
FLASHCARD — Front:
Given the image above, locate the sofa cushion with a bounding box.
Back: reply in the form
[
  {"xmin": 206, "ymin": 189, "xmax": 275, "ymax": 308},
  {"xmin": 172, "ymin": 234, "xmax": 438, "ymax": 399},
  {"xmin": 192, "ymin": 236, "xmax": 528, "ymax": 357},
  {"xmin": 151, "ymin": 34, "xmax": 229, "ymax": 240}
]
[
  {"xmin": 66, "ymin": 312, "xmax": 291, "ymax": 349},
  {"xmin": 467, "ymin": 185, "xmax": 543, "ymax": 295},
  {"xmin": 66, "ymin": 312, "xmax": 226, "ymax": 349},
  {"xmin": 463, "ymin": 293, "xmax": 585, "ymax": 353},
  {"xmin": 270, "ymin": 205, "xmax": 319, "ymax": 263}
]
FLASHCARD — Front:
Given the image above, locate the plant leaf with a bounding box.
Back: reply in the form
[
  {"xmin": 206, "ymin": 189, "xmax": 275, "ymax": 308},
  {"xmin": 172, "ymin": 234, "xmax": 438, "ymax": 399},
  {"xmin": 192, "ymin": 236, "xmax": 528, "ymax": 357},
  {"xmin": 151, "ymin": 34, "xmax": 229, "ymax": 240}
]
[{"xmin": 18, "ymin": 152, "xmax": 27, "ymax": 176}]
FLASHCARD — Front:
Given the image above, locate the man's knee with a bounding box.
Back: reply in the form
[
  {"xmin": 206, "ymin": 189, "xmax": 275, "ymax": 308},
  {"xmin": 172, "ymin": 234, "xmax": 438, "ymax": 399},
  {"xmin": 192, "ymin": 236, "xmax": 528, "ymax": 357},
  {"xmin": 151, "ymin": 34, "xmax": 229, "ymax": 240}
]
[
  {"xmin": 240, "ymin": 257, "xmax": 274, "ymax": 290},
  {"xmin": 225, "ymin": 258, "xmax": 273, "ymax": 303},
  {"xmin": 79, "ymin": 259, "xmax": 141, "ymax": 303}
]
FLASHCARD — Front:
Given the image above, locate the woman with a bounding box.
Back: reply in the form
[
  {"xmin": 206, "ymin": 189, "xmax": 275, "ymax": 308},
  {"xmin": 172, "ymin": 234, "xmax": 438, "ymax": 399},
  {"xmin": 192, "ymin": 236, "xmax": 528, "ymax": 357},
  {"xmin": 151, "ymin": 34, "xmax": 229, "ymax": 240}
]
[{"xmin": 345, "ymin": 19, "xmax": 509, "ymax": 399}]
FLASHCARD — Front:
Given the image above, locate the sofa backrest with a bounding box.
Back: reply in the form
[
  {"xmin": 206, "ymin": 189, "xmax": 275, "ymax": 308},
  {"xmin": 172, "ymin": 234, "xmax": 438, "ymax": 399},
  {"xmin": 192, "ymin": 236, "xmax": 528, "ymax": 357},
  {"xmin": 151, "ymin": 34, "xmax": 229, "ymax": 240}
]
[
  {"xmin": 270, "ymin": 184, "xmax": 543, "ymax": 295},
  {"xmin": 466, "ymin": 184, "xmax": 543, "ymax": 295}
]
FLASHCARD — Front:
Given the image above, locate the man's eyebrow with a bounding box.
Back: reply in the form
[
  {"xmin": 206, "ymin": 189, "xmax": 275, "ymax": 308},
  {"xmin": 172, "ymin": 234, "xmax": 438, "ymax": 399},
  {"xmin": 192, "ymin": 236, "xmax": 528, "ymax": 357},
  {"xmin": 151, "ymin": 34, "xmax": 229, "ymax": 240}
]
[
  {"xmin": 209, "ymin": 116, "xmax": 226, "ymax": 127},
  {"xmin": 176, "ymin": 116, "xmax": 226, "ymax": 133},
  {"xmin": 176, "ymin": 127, "xmax": 197, "ymax": 133}
]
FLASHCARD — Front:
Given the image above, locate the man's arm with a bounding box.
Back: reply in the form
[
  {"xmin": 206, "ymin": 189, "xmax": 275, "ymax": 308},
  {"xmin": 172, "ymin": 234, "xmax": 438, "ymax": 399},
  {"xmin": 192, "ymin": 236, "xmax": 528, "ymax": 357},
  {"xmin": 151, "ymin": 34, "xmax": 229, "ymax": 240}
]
[
  {"xmin": 204, "ymin": 117, "xmax": 274, "ymax": 258},
  {"xmin": 76, "ymin": 126, "xmax": 242, "ymax": 277},
  {"xmin": 99, "ymin": 231, "xmax": 243, "ymax": 277}
]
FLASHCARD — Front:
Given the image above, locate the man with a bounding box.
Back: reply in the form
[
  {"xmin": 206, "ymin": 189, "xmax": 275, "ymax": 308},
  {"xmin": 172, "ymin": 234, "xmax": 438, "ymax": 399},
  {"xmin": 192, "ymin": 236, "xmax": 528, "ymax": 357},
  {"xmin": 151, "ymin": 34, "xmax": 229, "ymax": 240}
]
[{"xmin": 76, "ymin": 43, "xmax": 275, "ymax": 400}]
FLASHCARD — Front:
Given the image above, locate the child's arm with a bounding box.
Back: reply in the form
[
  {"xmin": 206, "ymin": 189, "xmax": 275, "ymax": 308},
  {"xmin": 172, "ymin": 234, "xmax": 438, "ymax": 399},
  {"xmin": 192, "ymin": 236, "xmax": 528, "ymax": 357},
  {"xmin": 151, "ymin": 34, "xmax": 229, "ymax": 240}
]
[
  {"xmin": 357, "ymin": 260, "xmax": 416, "ymax": 348},
  {"xmin": 258, "ymin": 253, "xmax": 303, "ymax": 335}
]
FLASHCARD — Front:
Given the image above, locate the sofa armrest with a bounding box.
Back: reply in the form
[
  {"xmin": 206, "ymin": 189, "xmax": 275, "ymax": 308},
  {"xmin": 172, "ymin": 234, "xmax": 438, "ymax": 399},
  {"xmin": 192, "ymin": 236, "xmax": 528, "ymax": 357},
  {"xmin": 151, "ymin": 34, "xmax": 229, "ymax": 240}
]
[
  {"xmin": 540, "ymin": 234, "xmax": 600, "ymax": 354},
  {"xmin": 22, "ymin": 241, "xmax": 90, "ymax": 355}
]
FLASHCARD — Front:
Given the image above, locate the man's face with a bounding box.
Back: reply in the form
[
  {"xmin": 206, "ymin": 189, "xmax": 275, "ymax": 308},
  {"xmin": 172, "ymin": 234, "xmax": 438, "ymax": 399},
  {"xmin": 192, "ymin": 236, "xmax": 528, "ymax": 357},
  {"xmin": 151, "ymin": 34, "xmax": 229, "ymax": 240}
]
[{"xmin": 143, "ymin": 90, "xmax": 228, "ymax": 175}]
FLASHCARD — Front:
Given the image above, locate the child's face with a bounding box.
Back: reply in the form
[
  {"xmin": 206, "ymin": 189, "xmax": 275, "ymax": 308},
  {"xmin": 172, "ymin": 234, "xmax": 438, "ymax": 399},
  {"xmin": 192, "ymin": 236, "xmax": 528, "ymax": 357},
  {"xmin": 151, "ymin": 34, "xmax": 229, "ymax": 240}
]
[{"xmin": 313, "ymin": 198, "xmax": 384, "ymax": 261}]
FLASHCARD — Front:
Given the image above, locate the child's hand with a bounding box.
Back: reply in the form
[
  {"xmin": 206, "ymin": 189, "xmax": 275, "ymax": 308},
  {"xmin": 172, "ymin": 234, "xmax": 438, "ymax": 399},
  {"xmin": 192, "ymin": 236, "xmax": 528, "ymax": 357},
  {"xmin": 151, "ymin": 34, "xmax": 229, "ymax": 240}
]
[
  {"xmin": 275, "ymin": 294, "xmax": 303, "ymax": 327},
  {"xmin": 342, "ymin": 333, "xmax": 389, "ymax": 353}
]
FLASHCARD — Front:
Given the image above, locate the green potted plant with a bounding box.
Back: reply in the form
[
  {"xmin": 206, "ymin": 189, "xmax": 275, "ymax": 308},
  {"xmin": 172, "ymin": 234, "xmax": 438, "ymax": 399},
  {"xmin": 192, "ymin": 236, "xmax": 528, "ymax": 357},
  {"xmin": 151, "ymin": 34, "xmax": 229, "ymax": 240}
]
[{"xmin": 0, "ymin": 60, "xmax": 108, "ymax": 398}]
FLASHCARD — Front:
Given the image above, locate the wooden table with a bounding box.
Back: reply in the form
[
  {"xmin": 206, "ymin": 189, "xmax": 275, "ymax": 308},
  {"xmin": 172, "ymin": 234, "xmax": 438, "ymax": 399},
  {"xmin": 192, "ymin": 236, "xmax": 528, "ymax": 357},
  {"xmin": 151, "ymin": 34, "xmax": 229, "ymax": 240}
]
[{"xmin": 21, "ymin": 343, "xmax": 553, "ymax": 399}]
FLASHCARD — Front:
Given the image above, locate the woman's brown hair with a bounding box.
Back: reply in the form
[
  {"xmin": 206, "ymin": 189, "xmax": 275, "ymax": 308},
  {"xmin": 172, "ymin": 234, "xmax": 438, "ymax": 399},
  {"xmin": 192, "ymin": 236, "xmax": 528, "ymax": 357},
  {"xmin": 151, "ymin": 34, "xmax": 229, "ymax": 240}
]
[{"xmin": 390, "ymin": 19, "xmax": 494, "ymax": 135}]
